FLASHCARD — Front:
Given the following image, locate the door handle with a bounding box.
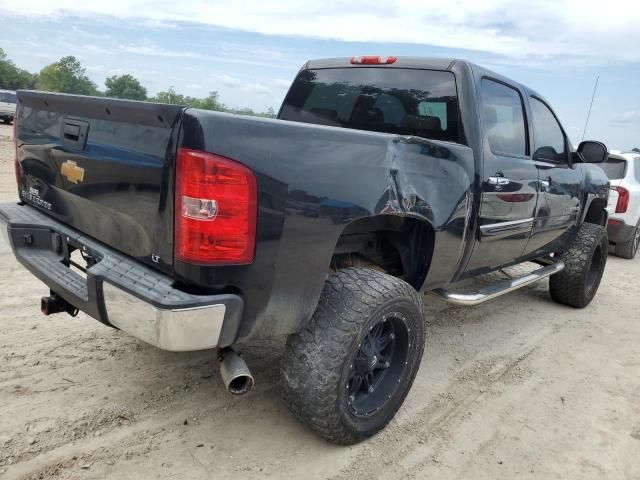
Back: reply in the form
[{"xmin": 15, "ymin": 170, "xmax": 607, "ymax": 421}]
[{"xmin": 487, "ymin": 176, "xmax": 511, "ymax": 186}]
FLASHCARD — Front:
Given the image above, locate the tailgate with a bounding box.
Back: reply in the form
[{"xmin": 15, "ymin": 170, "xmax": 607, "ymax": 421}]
[{"xmin": 15, "ymin": 91, "xmax": 183, "ymax": 273}]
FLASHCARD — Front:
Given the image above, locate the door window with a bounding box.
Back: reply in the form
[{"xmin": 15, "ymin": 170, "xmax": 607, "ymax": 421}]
[
  {"xmin": 481, "ymin": 79, "xmax": 527, "ymax": 157},
  {"xmin": 530, "ymin": 97, "xmax": 567, "ymax": 163}
]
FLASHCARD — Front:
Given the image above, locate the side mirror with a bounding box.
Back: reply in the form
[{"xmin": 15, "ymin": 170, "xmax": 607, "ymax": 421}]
[{"xmin": 577, "ymin": 140, "xmax": 608, "ymax": 163}]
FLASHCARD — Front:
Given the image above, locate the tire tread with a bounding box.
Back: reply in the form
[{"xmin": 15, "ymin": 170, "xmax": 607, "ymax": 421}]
[
  {"xmin": 549, "ymin": 223, "xmax": 607, "ymax": 308},
  {"xmin": 280, "ymin": 267, "xmax": 424, "ymax": 444}
]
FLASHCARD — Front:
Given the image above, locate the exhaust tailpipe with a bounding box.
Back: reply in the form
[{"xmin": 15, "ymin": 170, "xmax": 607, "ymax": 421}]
[{"xmin": 219, "ymin": 349, "xmax": 254, "ymax": 395}]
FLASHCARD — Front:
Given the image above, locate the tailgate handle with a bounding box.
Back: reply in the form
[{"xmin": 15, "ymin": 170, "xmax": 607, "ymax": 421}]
[
  {"xmin": 63, "ymin": 123, "xmax": 81, "ymax": 141},
  {"xmin": 61, "ymin": 119, "xmax": 89, "ymax": 150}
]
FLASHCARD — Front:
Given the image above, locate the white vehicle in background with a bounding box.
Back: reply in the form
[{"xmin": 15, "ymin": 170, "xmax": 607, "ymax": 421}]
[
  {"xmin": 0, "ymin": 89, "xmax": 17, "ymax": 124},
  {"xmin": 601, "ymin": 152, "xmax": 640, "ymax": 258}
]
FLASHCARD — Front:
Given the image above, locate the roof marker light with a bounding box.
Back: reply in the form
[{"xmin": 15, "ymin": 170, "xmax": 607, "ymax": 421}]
[{"xmin": 350, "ymin": 56, "xmax": 397, "ymax": 65}]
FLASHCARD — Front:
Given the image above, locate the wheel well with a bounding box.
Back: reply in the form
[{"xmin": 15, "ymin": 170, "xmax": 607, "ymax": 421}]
[
  {"xmin": 583, "ymin": 198, "xmax": 608, "ymax": 226},
  {"xmin": 330, "ymin": 215, "xmax": 434, "ymax": 290}
]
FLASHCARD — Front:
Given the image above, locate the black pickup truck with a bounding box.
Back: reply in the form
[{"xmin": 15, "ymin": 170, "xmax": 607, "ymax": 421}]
[{"xmin": 1, "ymin": 56, "xmax": 610, "ymax": 444}]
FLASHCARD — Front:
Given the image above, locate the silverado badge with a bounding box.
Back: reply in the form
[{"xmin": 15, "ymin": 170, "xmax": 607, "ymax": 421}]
[{"xmin": 61, "ymin": 160, "xmax": 85, "ymax": 184}]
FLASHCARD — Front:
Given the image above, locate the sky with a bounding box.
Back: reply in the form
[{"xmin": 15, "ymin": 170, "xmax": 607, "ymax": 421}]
[{"xmin": 0, "ymin": 0, "xmax": 638, "ymax": 150}]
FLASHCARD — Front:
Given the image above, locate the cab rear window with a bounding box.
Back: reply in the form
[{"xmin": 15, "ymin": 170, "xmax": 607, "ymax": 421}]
[{"xmin": 280, "ymin": 68, "xmax": 460, "ymax": 143}]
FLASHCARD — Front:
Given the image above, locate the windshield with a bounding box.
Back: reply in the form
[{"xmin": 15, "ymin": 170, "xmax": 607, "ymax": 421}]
[
  {"xmin": 599, "ymin": 158, "xmax": 627, "ymax": 180},
  {"xmin": 0, "ymin": 91, "xmax": 17, "ymax": 103},
  {"xmin": 279, "ymin": 68, "xmax": 460, "ymax": 143}
]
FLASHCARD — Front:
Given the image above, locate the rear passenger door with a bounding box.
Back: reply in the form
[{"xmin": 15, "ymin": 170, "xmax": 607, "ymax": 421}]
[
  {"xmin": 524, "ymin": 96, "xmax": 582, "ymax": 253},
  {"xmin": 465, "ymin": 78, "xmax": 539, "ymax": 273}
]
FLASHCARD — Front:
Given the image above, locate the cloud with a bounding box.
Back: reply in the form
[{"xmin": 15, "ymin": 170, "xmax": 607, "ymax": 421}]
[
  {"xmin": 119, "ymin": 44, "xmax": 201, "ymax": 58},
  {"xmin": 612, "ymin": 111, "xmax": 640, "ymax": 124},
  {"xmin": 85, "ymin": 65, "xmax": 129, "ymax": 76},
  {"xmin": 117, "ymin": 40, "xmax": 297, "ymax": 68},
  {"xmin": 208, "ymin": 73, "xmax": 274, "ymax": 96},
  {"xmin": 210, "ymin": 74, "xmax": 242, "ymax": 88},
  {"xmin": 242, "ymin": 83, "xmax": 271, "ymax": 96},
  {"xmin": 273, "ymin": 79, "xmax": 294, "ymax": 89},
  {"xmin": 3, "ymin": 1, "xmax": 640, "ymax": 63},
  {"xmin": 84, "ymin": 64, "xmax": 107, "ymax": 72}
]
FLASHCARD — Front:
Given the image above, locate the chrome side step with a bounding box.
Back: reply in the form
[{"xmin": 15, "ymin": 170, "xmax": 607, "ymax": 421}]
[{"xmin": 429, "ymin": 261, "xmax": 565, "ymax": 306}]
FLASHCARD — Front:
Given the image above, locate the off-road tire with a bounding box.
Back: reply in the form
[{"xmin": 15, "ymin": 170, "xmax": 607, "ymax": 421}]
[
  {"xmin": 280, "ymin": 267, "xmax": 425, "ymax": 445},
  {"xmin": 613, "ymin": 220, "xmax": 640, "ymax": 259},
  {"xmin": 549, "ymin": 223, "xmax": 608, "ymax": 308}
]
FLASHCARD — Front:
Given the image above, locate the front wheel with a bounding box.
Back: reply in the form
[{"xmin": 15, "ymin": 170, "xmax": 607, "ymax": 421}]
[
  {"xmin": 280, "ymin": 267, "xmax": 425, "ymax": 445},
  {"xmin": 549, "ymin": 223, "xmax": 608, "ymax": 308}
]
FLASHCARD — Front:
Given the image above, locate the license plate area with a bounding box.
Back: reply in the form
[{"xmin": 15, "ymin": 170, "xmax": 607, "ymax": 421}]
[
  {"xmin": 64, "ymin": 237, "xmax": 103, "ymax": 279},
  {"xmin": 9, "ymin": 226, "xmax": 103, "ymax": 303}
]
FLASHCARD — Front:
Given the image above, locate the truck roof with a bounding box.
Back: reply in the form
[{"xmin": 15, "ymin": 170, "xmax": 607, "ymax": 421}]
[
  {"xmin": 304, "ymin": 56, "xmax": 460, "ymax": 71},
  {"xmin": 303, "ymin": 56, "xmax": 549, "ymax": 112}
]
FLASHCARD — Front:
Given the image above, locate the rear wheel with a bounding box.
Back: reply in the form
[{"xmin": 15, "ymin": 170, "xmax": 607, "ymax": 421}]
[
  {"xmin": 614, "ymin": 220, "xmax": 640, "ymax": 259},
  {"xmin": 280, "ymin": 267, "xmax": 425, "ymax": 445},
  {"xmin": 550, "ymin": 223, "xmax": 608, "ymax": 308}
]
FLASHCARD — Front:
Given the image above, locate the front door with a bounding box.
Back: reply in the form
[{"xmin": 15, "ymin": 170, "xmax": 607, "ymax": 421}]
[
  {"xmin": 525, "ymin": 96, "xmax": 582, "ymax": 253},
  {"xmin": 465, "ymin": 78, "xmax": 539, "ymax": 273}
]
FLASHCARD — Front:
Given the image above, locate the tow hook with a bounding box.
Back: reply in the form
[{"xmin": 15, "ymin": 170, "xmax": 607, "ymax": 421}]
[
  {"xmin": 41, "ymin": 292, "xmax": 79, "ymax": 317},
  {"xmin": 218, "ymin": 348, "xmax": 254, "ymax": 395}
]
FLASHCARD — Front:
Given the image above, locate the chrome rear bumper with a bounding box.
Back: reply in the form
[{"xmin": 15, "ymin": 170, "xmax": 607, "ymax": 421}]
[
  {"xmin": 103, "ymin": 282, "xmax": 228, "ymax": 351},
  {"xmin": 0, "ymin": 202, "xmax": 243, "ymax": 351}
]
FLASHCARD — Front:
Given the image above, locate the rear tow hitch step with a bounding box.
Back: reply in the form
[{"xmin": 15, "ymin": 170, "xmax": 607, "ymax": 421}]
[
  {"xmin": 41, "ymin": 292, "xmax": 79, "ymax": 317},
  {"xmin": 430, "ymin": 261, "xmax": 565, "ymax": 306}
]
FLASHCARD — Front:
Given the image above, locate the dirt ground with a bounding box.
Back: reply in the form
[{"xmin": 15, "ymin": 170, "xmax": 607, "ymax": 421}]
[{"xmin": 0, "ymin": 122, "xmax": 639, "ymax": 479}]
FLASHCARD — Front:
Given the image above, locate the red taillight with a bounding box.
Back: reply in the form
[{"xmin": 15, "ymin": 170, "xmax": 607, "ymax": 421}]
[
  {"xmin": 350, "ymin": 55, "xmax": 397, "ymax": 65},
  {"xmin": 608, "ymin": 218, "xmax": 622, "ymax": 225},
  {"xmin": 174, "ymin": 148, "xmax": 257, "ymax": 265},
  {"xmin": 611, "ymin": 186, "xmax": 629, "ymax": 213},
  {"xmin": 13, "ymin": 119, "xmax": 21, "ymax": 188}
]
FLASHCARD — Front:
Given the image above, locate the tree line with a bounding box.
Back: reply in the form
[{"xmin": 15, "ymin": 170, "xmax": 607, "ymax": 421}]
[{"xmin": 0, "ymin": 48, "xmax": 276, "ymax": 117}]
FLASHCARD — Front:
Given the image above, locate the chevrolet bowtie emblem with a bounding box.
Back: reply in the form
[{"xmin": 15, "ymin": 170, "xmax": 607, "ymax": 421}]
[{"xmin": 61, "ymin": 160, "xmax": 85, "ymax": 184}]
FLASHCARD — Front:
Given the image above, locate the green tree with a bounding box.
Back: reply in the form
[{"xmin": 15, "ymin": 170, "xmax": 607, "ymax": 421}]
[
  {"xmin": 36, "ymin": 56, "xmax": 97, "ymax": 95},
  {"xmin": 0, "ymin": 48, "xmax": 37, "ymax": 90},
  {"xmin": 227, "ymin": 107, "xmax": 256, "ymax": 116},
  {"xmin": 104, "ymin": 74, "xmax": 147, "ymax": 100},
  {"xmin": 149, "ymin": 89, "xmax": 225, "ymax": 111},
  {"xmin": 150, "ymin": 88, "xmax": 186, "ymax": 105},
  {"xmin": 189, "ymin": 91, "xmax": 225, "ymax": 111},
  {"xmin": 252, "ymin": 106, "xmax": 276, "ymax": 118},
  {"xmin": 148, "ymin": 88, "xmax": 276, "ymax": 117}
]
